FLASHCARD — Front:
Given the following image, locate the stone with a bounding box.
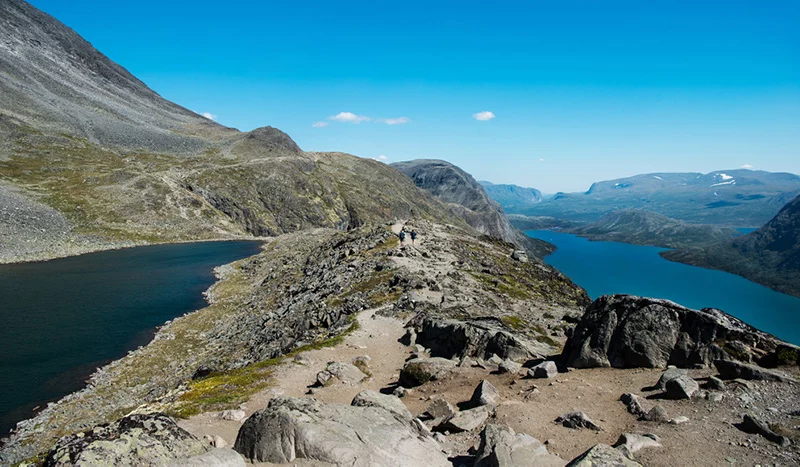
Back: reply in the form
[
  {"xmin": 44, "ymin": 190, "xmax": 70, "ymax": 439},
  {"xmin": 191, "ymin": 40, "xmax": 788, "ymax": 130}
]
[
  {"xmin": 620, "ymin": 393, "xmax": 648, "ymax": 417},
  {"xmin": 233, "ymin": 397, "xmax": 449, "ymax": 466},
  {"xmin": 433, "ymin": 433, "xmax": 446, "ymax": 443},
  {"xmin": 399, "ymin": 357, "xmax": 457, "ymax": 388},
  {"xmin": 566, "ymin": 443, "xmax": 642, "ymax": 467},
  {"xmin": 393, "ymin": 386, "xmax": 411, "ymax": 398},
  {"xmin": 488, "ymin": 354, "xmax": 505, "ymax": 366},
  {"xmin": 212, "ymin": 435, "xmax": 228, "ymax": 448},
  {"xmin": 665, "ymin": 375, "xmax": 699, "ymax": 399},
  {"xmin": 219, "ymin": 410, "xmax": 246, "ymax": 422},
  {"xmin": 739, "ymin": 414, "xmax": 791, "ymax": 447},
  {"xmin": 511, "ymin": 250, "xmax": 529, "ymax": 263},
  {"xmin": 668, "ymin": 416, "xmax": 690, "ymax": 425},
  {"xmin": 654, "ymin": 366, "xmax": 687, "ymax": 390},
  {"xmin": 706, "ymin": 392, "xmax": 724, "ymax": 402},
  {"xmin": 714, "ymin": 359, "xmax": 797, "ymax": 383},
  {"xmin": 316, "ymin": 370, "xmax": 333, "ymax": 386},
  {"xmin": 498, "ymin": 359, "xmax": 522, "ymax": 374},
  {"xmin": 44, "ymin": 413, "xmax": 209, "ymax": 466},
  {"xmin": 325, "ymin": 362, "xmax": 369, "ymax": 384},
  {"xmin": 562, "ymin": 295, "xmax": 785, "ymax": 369},
  {"xmin": 613, "ymin": 433, "xmax": 661, "ymax": 456},
  {"xmin": 530, "ymin": 361, "xmax": 558, "ymax": 379},
  {"xmin": 426, "ymin": 399, "xmax": 456, "ymax": 419},
  {"xmin": 168, "ymin": 448, "xmax": 245, "ymax": 467},
  {"xmin": 438, "ymin": 406, "xmax": 491, "ymax": 433},
  {"xmin": 474, "ymin": 424, "xmax": 565, "ymax": 467},
  {"xmin": 555, "ymin": 412, "xmax": 601, "ymax": 431},
  {"xmin": 351, "ymin": 390, "xmax": 413, "ymax": 420},
  {"xmin": 706, "ymin": 376, "xmax": 726, "ymax": 390},
  {"xmin": 471, "ymin": 380, "xmax": 501, "ymax": 407},
  {"xmin": 643, "ymin": 405, "xmax": 669, "ymax": 423}
]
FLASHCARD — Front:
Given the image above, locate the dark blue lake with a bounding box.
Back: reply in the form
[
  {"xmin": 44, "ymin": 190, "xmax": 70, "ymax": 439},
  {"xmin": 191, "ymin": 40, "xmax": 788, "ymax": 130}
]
[
  {"xmin": 527, "ymin": 230, "xmax": 800, "ymax": 346},
  {"xmin": 0, "ymin": 241, "xmax": 262, "ymax": 435}
]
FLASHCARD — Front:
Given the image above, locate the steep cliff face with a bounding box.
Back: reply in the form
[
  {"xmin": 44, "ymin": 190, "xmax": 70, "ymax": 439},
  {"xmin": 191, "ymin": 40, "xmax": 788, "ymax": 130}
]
[
  {"xmin": 663, "ymin": 195, "xmax": 800, "ymax": 297},
  {"xmin": 0, "ymin": 1, "xmax": 463, "ymax": 263},
  {"xmin": 391, "ymin": 160, "xmax": 516, "ymax": 241},
  {"xmin": 480, "ymin": 181, "xmax": 543, "ymax": 210}
]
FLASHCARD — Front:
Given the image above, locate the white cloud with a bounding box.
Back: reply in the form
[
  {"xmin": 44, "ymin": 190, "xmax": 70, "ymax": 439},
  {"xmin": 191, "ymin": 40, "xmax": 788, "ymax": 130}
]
[
  {"xmin": 329, "ymin": 111, "xmax": 371, "ymax": 123},
  {"xmin": 312, "ymin": 121, "xmax": 329, "ymax": 128},
  {"xmin": 378, "ymin": 117, "xmax": 410, "ymax": 125},
  {"xmin": 201, "ymin": 112, "xmax": 217, "ymax": 121},
  {"xmin": 472, "ymin": 111, "xmax": 495, "ymax": 121},
  {"xmin": 740, "ymin": 164, "xmax": 754, "ymax": 169},
  {"xmin": 539, "ymin": 158, "xmax": 545, "ymax": 162},
  {"xmin": 378, "ymin": 155, "xmax": 388, "ymax": 161}
]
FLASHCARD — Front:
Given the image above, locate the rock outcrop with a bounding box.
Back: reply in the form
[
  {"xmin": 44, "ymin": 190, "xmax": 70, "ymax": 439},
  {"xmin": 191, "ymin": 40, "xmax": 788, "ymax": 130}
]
[
  {"xmin": 232, "ymin": 396, "xmax": 448, "ymax": 466},
  {"xmin": 43, "ymin": 413, "xmax": 209, "ymax": 466},
  {"xmin": 562, "ymin": 294, "xmax": 785, "ymax": 369},
  {"xmin": 474, "ymin": 424, "xmax": 565, "ymax": 467},
  {"xmin": 566, "ymin": 443, "xmax": 642, "ymax": 467}
]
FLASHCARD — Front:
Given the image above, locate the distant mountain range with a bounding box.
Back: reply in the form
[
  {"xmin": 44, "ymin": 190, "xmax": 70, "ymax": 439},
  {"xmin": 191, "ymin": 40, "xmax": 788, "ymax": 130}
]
[
  {"xmin": 663, "ymin": 194, "xmax": 800, "ymax": 298},
  {"xmin": 505, "ymin": 170, "xmax": 800, "ymax": 227},
  {"xmin": 478, "ymin": 182, "xmax": 543, "ymax": 210},
  {"xmin": 566, "ymin": 209, "xmax": 740, "ymax": 249}
]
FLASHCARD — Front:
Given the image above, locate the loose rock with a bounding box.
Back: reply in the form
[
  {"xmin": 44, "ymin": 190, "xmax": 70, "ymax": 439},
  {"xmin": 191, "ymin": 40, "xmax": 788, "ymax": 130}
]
[
  {"xmin": 530, "ymin": 361, "xmax": 558, "ymax": 379},
  {"xmin": 738, "ymin": 414, "xmax": 791, "ymax": 447},
  {"xmin": 399, "ymin": 357, "xmax": 457, "ymax": 388},
  {"xmin": 474, "ymin": 424, "xmax": 564, "ymax": 467},
  {"xmin": 566, "ymin": 443, "xmax": 642, "ymax": 467},
  {"xmin": 438, "ymin": 406, "xmax": 491, "ymax": 433},
  {"xmin": 471, "ymin": 380, "xmax": 501, "ymax": 407},
  {"xmin": 555, "ymin": 412, "xmax": 602, "ymax": 431},
  {"xmin": 665, "ymin": 375, "xmax": 699, "ymax": 399},
  {"xmin": 614, "ymin": 433, "xmax": 661, "ymax": 456},
  {"xmin": 714, "ymin": 359, "xmax": 797, "ymax": 383}
]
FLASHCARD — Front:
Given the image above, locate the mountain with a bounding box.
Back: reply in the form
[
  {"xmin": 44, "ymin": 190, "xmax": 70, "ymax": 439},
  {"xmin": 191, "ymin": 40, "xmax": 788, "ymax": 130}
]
[
  {"xmin": 507, "ymin": 214, "xmax": 584, "ymax": 231},
  {"xmin": 566, "ymin": 209, "xmax": 740, "ymax": 249},
  {"xmin": 513, "ymin": 170, "xmax": 800, "ymax": 227},
  {"xmin": 479, "ymin": 181, "xmax": 543, "ymax": 210},
  {"xmin": 0, "ymin": 0, "xmax": 462, "ymax": 263},
  {"xmin": 663, "ymin": 194, "xmax": 800, "ymax": 297},
  {"xmin": 391, "ymin": 160, "xmax": 516, "ymax": 241}
]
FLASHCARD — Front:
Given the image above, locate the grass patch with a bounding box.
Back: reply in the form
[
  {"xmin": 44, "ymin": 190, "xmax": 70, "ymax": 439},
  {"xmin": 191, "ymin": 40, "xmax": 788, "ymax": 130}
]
[
  {"xmin": 776, "ymin": 347, "xmax": 800, "ymax": 366},
  {"xmin": 502, "ymin": 315, "xmax": 526, "ymax": 330},
  {"xmin": 470, "ymin": 272, "xmax": 532, "ymax": 300}
]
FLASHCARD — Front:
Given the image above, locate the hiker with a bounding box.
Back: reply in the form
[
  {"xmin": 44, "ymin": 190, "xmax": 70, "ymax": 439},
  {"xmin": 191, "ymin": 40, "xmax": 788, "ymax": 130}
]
[
  {"xmin": 399, "ymin": 231, "xmax": 406, "ymax": 244},
  {"xmin": 410, "ymin": 230, "xmax": 417, "ymax": 245}
]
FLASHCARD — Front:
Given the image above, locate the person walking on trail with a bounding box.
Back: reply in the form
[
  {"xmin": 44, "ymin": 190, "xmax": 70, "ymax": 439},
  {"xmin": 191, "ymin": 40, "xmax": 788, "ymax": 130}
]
[
  {"xmin": 410, "ymin": 230, "xmax": 418, "ymax": 245},
  {"xmin": 399, "ymin": 231, "xmax": 406, "ymax": 244}
]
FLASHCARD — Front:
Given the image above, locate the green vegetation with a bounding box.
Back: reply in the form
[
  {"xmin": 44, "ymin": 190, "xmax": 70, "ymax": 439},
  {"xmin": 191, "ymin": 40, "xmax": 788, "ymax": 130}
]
[
  {"xmin": 471, "ymin": 272, "xmax": 531, "ymax": 301},
  {"xmin": 776, "ymin": 347, "xmax": 800, "ymax": 367},
  {"xmin": 502, "ymin": 315, "xmax": 525, "ymax": 330}
]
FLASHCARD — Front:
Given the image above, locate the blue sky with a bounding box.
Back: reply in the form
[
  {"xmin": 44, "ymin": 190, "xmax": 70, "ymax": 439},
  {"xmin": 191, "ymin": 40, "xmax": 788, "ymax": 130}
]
[{"xmin": 31, "ymin": 0, "xmax": 799, "ymax": 192}]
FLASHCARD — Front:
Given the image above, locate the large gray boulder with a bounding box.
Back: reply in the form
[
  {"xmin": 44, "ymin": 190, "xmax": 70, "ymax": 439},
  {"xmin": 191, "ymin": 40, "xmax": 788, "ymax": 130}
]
[
  {"xmin": 714, "ymin": 359, "xmax": 797, "ymax": 383},
  {"xmin": 233, "ymin": 397, "xmax": 448, "ymax": 466},
  {"xmin": 168, "ymin": 448, "xmax": 246, "ymax": 467},
  {"xmin": 44, "ymin": 413, "xmax": 209, "ymax": 467},
  {"xmin": 664, "ymin": 375, "xmax": 700, "ymax": 399},
  {"xmin": 562, "ymin": 295, "xmax": 783, "ymax": 369},
  {"xmin": 475, "ymin": 424, "xmax": 565, "ymax": 467},
  {"xmin": 471, "ymin": 380, "xmax": 501, "ymax": 407},
  {"xmin": 566, "ymin": 443, "xmax": 642, "ymax": 467},
  {"xmin": 350, "ymin": 390, "xmax": 413, "ymax": 420},
  {"xmin": 438, "ymin": 405, "xmax": 491, "ymax": 433},
  {"xmin": 399, "ymin": 357, "xmax": 457, "ymax": 387}
]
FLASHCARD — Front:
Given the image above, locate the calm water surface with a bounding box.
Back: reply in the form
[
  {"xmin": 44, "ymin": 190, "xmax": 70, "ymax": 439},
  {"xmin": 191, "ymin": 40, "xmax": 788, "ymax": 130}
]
[
  {"xmin": 527, "ymin": 230, "xmax": 800, "ymax": 345},
  {"xmin": 0, "ymin": 241, "xmax": 262, "ymax": 434}
]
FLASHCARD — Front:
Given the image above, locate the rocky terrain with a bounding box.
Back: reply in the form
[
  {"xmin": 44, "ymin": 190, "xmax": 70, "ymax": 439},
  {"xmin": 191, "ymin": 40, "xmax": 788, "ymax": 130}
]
[
  {"xmin": 479, "ymin": 182, "xmax": 543, "ymax": 211},
  {"xmin": 565, "ymin": 209, "xmax": 740, "ymax": 249},
  {"xmin": 663, "ymin": 194, "xmax": 800, "ymax": 298},
  {"xmin": 514, "ymin": 170, "xmax": 800, "ymax": 227}
]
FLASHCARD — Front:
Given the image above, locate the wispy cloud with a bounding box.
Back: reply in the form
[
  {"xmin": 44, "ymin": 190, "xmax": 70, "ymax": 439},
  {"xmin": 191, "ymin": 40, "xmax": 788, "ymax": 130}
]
[
  {"xmin": 377, "ymin": 117, "xmax": 410, "ymax": 125},
  {"xmin": 312, "ymin": 121, "xmax": 329, "ymax": 128},
  {"xmin": 472, "ymin": 111, "xmax": 495, "ymax": 121},
  {"xmin": 329, "ymin": 111, "xmax": 371, "ymax": 123},
  {"xmin": 201, "ymin": 112, "xmax": 217, "ymax": 121},
  {"xmin": 378, "ymin": 155, "xmax": 388, "ymax": 161},
  {"xmin": 740, "ymin": 164, "xmax": 754, "ymax": 169}
]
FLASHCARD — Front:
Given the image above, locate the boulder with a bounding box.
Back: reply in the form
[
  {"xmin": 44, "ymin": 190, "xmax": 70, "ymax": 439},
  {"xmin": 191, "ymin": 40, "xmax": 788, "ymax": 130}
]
[
  {"xmin": 426, "ymin": 399, "xmax": 456, "ymax": 419},
  {"xmin": 438, "ymin": 406, "xmax": 491, "ymax": 433},
  {"xmin": 319, "ymin": 362, "xmax": 369, "ymax": 385},
  {"xmin": 168, "ymin": 448, "xmax": 245, "ymax": 467},
  {"xmin": 511, "ymin": 250, "xmax": 529, "ymax": 263},
  {"xmin": 399, "ymin": 357, "xmax": 456, "ymax": 387},
  {"xmin": 233, "ymin": 397, "xmax": 448, "ymax": 466},
  {"xmin": 474, "ymin": 424, "xmax": 565, "ymax": 467},
  {"xmin": 498, "ymin": 359, "xmax": 522, "ymax": 374},
  {"xmin": 654, "ymin": 366, "xmax": 687, "ymax": 390},
  {"xmin": 44, "ymin": 413, "xmax": 209, "ymax": 466},
  {"xmin": 664, "ymin": 375, "xmax": 699, "ymax": 399},
  {"xmin": 351, "ymin": 390, "xmax": 413, "ymax": 420},
  {"xmin": 619, "ymin": 393, "xmax": 647, "ymax": 418},
  {"xmin": 218, "ymin": 409, "xmax": 246, "ymax": 422},
  {"xmin": 714, "ymin": 359, "xmax": 797, "ymax": 383},
  {"xmin": 668, "ymin": 416, "xmax": 689, "ymax": 425},
  {"xmin": 410, "ymin": 317, "xmax": 552, "ymax": 363},
  {"xmin": 706, "ymin": 376, "xmax": 726, "ymax": 391},
  {"xmin": 566, "ymin": 443, "xmax": 642, "ymax": 467},
  {"xmin": 642, "ymin": 405, "xmax": 669, "ymax": 423},
  {"xmin": 738, "ymin": 414, "xmax": 791, "ymax": 447},
  {"xmin": 555, "ymin": 412, "xmax": 601, "ymax": 431},
  {"xmin": 613, "ymin": 433, "xmax": 661, "ymax": 456},
  {"xmin": 471, "ymin": 380, "xmax": 501, "ymax": 407},
  {"xmin": 530, "ymin": 361, "xmax": 558, "ymax": 379},
  {"xmin": 562, "ymin": 295, "xmax": 784, "ymax": 369}
]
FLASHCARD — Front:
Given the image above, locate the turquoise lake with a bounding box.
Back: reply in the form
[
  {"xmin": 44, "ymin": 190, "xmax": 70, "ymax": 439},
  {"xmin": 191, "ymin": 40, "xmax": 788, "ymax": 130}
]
[
  {"xmin": 526, "ymin": 230, "xmax": 800, "ymax": 346},
  {"xmin": 0, "ymin": 241, "xmax": 262, "ymax": 435}
]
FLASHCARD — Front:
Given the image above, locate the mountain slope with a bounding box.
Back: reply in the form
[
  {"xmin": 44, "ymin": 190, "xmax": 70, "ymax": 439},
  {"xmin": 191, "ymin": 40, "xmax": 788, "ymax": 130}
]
[
  {"xmin": 514, "ymin": 170, "xmax": 800, "ymax": 227},
  {"xmin": 663, "ymin": 195, "xmax": 800, "ymax": 297},
  {"xmin": 479, "ymin": 181, "xmax": 543, "ymax": 210},
  {"xmin": 567, "ymin": 209, "xmax": 739, "ymax": 249},
  {"xmin": 0, "ymin": 1, "xmax": 463, "ymax": 263}
]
